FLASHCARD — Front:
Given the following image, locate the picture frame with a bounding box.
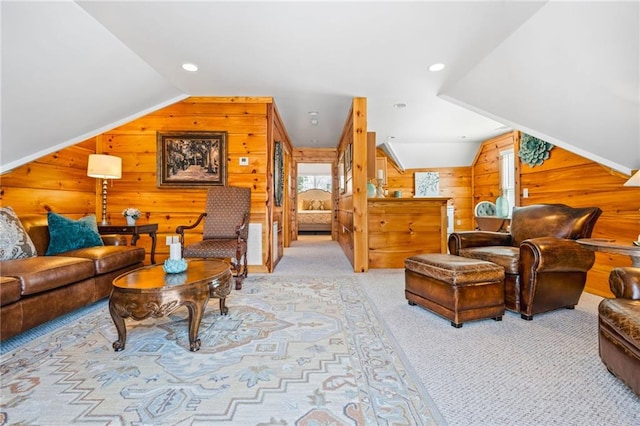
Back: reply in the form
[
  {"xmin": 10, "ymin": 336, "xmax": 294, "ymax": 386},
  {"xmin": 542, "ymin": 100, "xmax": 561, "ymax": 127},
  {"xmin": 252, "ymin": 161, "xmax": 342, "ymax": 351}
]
[
  {"xmin": 414, "ymin": 172, "xmax": 440, "ymax": 197},
  {"xmin": 157, "ymin": 131, "xmax": 227, "ymax": 187},
  {"xmin": 338, "ymin": 151, "xmax": 345, "ymax": 194},
  {"xmin": 274, "ymin": 141, "xmax": 284, "ymax": 207}
]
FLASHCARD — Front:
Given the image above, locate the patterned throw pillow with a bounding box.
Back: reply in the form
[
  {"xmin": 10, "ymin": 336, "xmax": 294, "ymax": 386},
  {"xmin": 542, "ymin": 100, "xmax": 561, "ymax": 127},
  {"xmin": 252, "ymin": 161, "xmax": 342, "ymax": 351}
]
[
  {"xmin": 0, "ymin": 206, "xmax": 38, "ymax": 260},
  {"xmin": 45, "ymin": 212, "xmax": 104, "ymax": 256},
  {"xmin": 308, "ymin": 199, "xmax": 324, "ymax": 210}
]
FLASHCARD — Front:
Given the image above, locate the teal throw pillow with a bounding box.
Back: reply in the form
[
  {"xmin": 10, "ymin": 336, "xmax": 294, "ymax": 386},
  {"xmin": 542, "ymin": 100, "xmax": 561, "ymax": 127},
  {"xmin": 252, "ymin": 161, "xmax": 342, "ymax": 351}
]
[{"xmin": 46, "ymin": 212, "xmax": 104, "ymax": 255}]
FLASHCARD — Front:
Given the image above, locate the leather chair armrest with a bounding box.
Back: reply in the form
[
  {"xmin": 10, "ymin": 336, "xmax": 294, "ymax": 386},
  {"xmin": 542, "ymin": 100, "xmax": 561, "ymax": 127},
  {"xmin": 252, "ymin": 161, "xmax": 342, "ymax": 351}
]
[
  {"xmin": 448, "ymin": 231, "xmax": 512, "ymax": 255},
  {"xmin": 609, "ymin": 267, "xmax": 640, "ymax": 300},
  {"xmin": 520, "ymin": 237, "xmax": 595, "ymax": 272}
]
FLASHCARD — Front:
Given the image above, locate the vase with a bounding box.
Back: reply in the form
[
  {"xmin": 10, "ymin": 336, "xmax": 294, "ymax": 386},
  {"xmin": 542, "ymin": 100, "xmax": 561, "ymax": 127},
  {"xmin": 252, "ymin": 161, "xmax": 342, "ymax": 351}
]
[
  {"xmin": 367, "ymin": 182, "xmax": 376, "ymax": 198},
  {"xmin": 126, "ymin": 216, "xmax": 136, "ymax": 226},
  {"xmin": 496, "ymin": 192, "xmax": 509, "ymax": 218}
]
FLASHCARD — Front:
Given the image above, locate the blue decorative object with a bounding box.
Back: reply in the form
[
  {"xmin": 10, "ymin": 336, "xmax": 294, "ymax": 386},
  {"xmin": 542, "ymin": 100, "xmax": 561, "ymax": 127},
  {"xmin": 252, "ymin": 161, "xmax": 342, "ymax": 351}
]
[
  {"xmin": 519, "ymin": 133, "xmax": 554, "ymax": 167},
  {"xmin": 496, "ymin": 191, "xmax": 510, "ymax": 218},
  {"xmin": 367, "ymin": 182, "xmax": 376, "ymax": 198},
  {"xmin": 163, "ymin": 258, "xmax": 188, "ymax": 274}
]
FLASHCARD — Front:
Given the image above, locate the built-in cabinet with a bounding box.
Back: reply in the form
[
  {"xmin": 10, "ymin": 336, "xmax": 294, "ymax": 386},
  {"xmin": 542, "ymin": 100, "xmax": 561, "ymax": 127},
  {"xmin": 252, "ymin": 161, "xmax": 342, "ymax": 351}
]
[{"xmin": 367, "ymin": 197, "xmax": 450, "ymax": 268}]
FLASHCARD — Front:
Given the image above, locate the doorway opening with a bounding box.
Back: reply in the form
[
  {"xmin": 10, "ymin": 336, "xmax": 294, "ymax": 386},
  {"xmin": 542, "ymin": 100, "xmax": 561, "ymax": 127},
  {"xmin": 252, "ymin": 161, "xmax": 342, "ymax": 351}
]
[{"xmin": 297, "ymin": 163, "xmax": 332, "ymax": 237}]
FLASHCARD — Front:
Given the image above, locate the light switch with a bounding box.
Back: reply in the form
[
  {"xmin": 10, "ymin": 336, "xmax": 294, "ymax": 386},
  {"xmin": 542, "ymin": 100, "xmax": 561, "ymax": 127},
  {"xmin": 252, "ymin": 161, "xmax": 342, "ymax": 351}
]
[
  {"xmin": 239, "ymin": 157, "xmax": 249, "ymax": 166},
  {"xmin": 523, "ymin": 188, "xmax": 529, "ymax": 198}
]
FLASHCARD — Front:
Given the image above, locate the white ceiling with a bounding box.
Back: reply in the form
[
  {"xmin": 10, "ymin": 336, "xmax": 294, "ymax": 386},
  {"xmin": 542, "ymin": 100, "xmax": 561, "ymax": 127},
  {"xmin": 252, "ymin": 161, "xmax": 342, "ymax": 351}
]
[{"xmin": 2, "ymin": 1, "xmax": 638, "ymax": 174}]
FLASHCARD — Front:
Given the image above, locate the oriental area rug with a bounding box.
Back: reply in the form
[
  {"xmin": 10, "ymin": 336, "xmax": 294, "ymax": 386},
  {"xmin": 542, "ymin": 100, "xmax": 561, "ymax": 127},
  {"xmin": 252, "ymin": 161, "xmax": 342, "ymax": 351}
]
[{"xmin": 0, "ymin": 275, "xmax": 442, "ymax": 425}]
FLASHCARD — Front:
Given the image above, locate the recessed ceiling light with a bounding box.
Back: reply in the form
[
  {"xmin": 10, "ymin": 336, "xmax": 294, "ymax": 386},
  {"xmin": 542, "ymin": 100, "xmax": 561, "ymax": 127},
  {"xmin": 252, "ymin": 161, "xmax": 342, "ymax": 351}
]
[
  {"xmin": 182, "ymin": 63, "xmax": 198, "ymax": 72},
  {"xmin": 386, "ymin": 136, "xmax": 396, "ymax": 140},
  {"xmin": 393, "ymin": 103, "xmax": 407, "ymax": 109},
  {"xmin": 460, "ymin": 135, "xmax": 467, "ymax": 139},
  {"xmin": 429, "ymin": 63, "xmax": 445, "ymax": 72}
]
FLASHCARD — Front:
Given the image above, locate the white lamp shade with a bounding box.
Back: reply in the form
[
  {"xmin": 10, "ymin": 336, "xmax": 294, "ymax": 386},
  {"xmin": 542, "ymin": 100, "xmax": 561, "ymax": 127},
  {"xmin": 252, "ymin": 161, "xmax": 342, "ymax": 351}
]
[
  {"xmin": 87, "ymin": 154, "xmax": 122, "ymax": 179},
  {"xmin": 624, "ymin": 170, "xmax": 640, "ymax": 187}
]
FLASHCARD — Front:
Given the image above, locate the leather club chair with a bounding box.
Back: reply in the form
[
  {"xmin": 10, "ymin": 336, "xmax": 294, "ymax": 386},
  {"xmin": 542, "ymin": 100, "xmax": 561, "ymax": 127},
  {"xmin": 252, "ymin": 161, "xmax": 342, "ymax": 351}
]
[
  {"xmin": 448, "ymin": 203, "xmax": 602, "ymax": 320},
  {"xmin": 598, "ymin": 267, "xmax": 640, "ymax": 397}
]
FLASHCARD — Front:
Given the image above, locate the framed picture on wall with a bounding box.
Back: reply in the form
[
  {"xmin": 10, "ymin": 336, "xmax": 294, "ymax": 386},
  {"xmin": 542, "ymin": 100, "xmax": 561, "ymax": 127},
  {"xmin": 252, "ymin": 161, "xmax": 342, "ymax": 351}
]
[
  {"xmin": 338, "ymin": 151, "xmax": 345, "ymax": 194},
  {"xmin": 274, "ymin": 141, "xmax": 284, "ymax": 207},
  {"xmin": 414, "ymin": 172, "xmax": 440, "ymax": 197},
  {"xmin": 156, "ymin": 131, "xmax": 227, "ymax": 187},
  {"xmin": 345, "ymin": 143, "xmax": 352, "ymax": 172}
]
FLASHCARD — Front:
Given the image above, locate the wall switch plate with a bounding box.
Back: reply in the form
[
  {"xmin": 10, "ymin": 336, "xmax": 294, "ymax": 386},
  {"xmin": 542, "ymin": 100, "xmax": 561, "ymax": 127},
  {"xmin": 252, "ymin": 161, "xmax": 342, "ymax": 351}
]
[
  {"xmin": 239, "ymin": 157, "xmax": 249, "ymax": 166},
  {"xmin": 523, "ymin": 188, "xmax": 529, "ymax": 198}
]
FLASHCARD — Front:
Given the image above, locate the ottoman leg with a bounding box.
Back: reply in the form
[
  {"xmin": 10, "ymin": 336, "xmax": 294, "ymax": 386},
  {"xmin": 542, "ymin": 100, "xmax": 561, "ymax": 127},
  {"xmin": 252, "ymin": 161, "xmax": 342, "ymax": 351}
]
[
  {"xmin": 451, "ymin": 321, "xmax": 463, "ymax": 328},
  {"xmin": 408, "ymin": 300, "xmax": 417, "ymax": 306},
  {"xmin": 493, "ymin": 316, "xmax": 503, "ymax": 321}
]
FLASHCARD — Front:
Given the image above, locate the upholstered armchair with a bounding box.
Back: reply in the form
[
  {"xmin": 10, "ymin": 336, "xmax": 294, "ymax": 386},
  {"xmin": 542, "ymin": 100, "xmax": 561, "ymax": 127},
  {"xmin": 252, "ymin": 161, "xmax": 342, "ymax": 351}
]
[
  {"xmin": 176, "ymin": 186, "xmax": 251, "ymax": 290},
  {"xmin": 598, "ymin": 267, "xmax": 640, "ymax": 397},
  {"xmin": 448, "ymin": 204, "xmax": 602, "ymax": 320}
]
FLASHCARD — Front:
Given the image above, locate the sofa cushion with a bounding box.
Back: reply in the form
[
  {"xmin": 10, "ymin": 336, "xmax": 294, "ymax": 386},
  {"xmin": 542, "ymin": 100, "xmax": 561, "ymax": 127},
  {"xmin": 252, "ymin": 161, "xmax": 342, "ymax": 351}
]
[
  {"xmin": 45, "ymin": 212, "xmax": 104, "ymax": 256},
  {"xmin": 1, "ymin": 256, "xmax": 95, "ymax": 296},
  {"xmin": 63, "ymin": 245, "xmax": 145, "ymax": 274},
  {"xmin": 459, "ymin": 246, "xmax": 520, "ymax": 274},
  {"xmin": 0, "ymin": 276, "xmax": 22, "ymax": 306},
  {"xmin": 0, "ymin": 207, "xmax": 37, "ymax": 261}
]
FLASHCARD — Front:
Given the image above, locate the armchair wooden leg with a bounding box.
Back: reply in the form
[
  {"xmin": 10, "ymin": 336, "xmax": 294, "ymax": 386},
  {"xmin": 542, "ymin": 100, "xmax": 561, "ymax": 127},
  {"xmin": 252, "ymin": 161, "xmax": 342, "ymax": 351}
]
[{"xmin": 521, "ymin": 314, "xmax": 533, "ymax": 320}]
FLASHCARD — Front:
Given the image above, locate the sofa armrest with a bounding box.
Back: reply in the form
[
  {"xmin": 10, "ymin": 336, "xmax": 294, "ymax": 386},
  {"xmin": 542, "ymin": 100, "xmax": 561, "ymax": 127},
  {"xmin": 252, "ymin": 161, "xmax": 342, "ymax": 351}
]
[
  {"xmin": 520, "ymin": 237, "xmax": 595, "ymax": 272},
  {"xmin": 609, "ymin": 267, "xmax": 640, "ymax": 300},
  {"xmin": 448, "ymin": 231, "xmax": 512, "ymax": 255},
  {"xmin": 101, "ymin": 235, "xmax": 128, "ymax": 246}
]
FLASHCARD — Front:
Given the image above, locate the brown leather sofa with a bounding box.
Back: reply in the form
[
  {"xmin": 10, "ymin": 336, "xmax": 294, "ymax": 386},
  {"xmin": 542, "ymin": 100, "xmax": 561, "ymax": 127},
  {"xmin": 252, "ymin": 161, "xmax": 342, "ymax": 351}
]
[
  {"xmin": 1, "ymin": 214, "xmax": 145, "ymax": 340},
  {"xmin": 448, "ymin": 203, "xmax": 602, "ymax": 320},
  {"xmin": 598, "ymin": 267, "xmax": 640, "ymax": 397}
]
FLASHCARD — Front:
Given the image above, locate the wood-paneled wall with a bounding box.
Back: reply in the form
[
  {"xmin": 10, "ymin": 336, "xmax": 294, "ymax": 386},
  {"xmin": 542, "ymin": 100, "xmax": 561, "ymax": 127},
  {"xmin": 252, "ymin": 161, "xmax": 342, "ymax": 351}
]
[
  {"xmin": 1, "ymin": 97, "xmax": 292, "ymax": 271},
  {"xmin": 335, "ymin": 98, "xmax": 368, "ymax": 272},
  {"xmin": 1, "ymin": 141, "xmax": 98, "ymax": 218}
]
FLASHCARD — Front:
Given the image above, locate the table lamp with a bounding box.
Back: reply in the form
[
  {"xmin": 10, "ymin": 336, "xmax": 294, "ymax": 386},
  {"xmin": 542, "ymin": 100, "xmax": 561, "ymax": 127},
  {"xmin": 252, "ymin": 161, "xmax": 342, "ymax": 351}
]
[{"xmin": 87, "ymin": 154, "xmax": 122, "ymax": 225}]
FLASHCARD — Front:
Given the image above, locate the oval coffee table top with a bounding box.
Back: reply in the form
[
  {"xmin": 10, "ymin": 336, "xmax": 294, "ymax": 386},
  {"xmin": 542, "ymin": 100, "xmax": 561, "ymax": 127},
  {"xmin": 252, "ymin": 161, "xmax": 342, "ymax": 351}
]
[{"xmin": 113, "ymin": 259, "xmax": 230, "ymax": 291}]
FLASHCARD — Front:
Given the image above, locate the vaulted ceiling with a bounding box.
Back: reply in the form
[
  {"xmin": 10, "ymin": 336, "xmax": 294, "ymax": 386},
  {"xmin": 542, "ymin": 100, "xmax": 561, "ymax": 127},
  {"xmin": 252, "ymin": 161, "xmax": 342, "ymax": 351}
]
[{"xmin": 2, "ymin": 1, "xmax": 638, "ymax": 174}]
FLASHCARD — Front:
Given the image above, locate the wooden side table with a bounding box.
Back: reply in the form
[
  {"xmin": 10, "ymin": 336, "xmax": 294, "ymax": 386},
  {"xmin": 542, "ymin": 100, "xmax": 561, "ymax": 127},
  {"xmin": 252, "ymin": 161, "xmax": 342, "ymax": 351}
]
[
  {"xmin": 98, "ymin": 223, "xmax": 158, "ymax": 264},
  {"xmin": 577, "ymin": 238, "xmax": 640, "ymax": 267}
]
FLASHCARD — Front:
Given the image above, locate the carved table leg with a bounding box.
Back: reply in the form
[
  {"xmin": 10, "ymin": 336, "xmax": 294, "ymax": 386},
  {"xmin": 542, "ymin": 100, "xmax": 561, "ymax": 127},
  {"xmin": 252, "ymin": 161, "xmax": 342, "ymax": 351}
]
[
  {"xmin": 186, "ymin": 296, "xmax": 209, "ymax": 352},
  {"xmin": 219, "ymin": 298, "xmax": 229, "ymax": 315},
  {"xmin": 109, "ymin": 297, "xmax": 127, "ymax": 351}
]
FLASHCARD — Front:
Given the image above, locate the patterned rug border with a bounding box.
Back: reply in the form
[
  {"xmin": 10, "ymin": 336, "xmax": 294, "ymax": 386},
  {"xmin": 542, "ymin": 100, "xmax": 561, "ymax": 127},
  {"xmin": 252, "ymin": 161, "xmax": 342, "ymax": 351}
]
[{"xmin": 1, "ymin": 274, "xmax": 445, "ymax": 425}]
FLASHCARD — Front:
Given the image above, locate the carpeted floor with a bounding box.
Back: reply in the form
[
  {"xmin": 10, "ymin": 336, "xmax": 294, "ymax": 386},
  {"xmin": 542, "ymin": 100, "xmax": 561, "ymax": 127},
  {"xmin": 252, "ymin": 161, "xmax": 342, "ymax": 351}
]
[{"xmin": 2, "ymin": 235, "xmax": 639, "ymax": 425}]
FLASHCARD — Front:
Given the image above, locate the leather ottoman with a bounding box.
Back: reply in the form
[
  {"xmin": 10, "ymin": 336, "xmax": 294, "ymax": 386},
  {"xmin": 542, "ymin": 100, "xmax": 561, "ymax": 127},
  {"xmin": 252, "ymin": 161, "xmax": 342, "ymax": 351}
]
[{"xmin": 405, "ymin": 253, "xmax": 505, "ymax": 327}]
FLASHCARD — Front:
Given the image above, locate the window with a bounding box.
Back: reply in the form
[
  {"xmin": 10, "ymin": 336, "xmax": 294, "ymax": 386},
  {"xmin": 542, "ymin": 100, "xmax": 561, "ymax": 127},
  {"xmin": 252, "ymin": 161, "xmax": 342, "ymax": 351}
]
[
  {"xmin": 499, "ymin": 149, "xmax": 515, "ymax": 214},
  {"xmin": 297, "ymin": 175, "xmax": 332, "ymax": 192}
]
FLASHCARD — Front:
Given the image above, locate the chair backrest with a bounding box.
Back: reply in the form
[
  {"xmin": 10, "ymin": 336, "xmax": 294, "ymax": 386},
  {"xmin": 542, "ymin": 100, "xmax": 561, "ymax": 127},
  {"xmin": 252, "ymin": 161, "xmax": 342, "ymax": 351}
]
[
  {"xmin": 202, "ymin": 186, "xmax": 251, "ymax": 239},
  {"xmin": 475, "ymin": 201, "xmax": 496, "ymax": 216},
  {"xmin": 510, "ymin": 203, "xmax": 602, "ymax": 246}
]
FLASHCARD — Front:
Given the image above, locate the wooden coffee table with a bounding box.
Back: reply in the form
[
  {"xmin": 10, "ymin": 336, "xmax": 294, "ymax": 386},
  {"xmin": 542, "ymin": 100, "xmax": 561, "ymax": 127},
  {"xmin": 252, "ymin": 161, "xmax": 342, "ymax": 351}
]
[{"xmin": 109, "ymin": 259, "xmax": 231, "ymax": 352}]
